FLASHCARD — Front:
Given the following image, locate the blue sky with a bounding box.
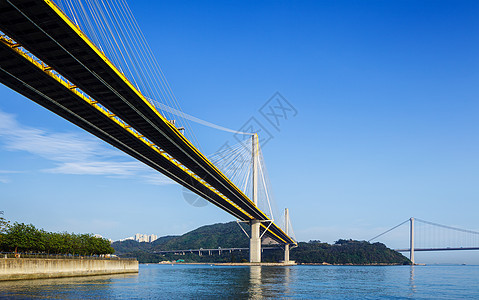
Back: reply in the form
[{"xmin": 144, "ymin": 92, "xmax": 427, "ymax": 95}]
[{"xmin": 0, "ymin": 0, "xmax": 478, "ymax": 263}]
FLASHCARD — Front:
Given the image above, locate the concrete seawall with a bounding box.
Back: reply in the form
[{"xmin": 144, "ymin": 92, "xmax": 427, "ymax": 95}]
[{"xmin": 0, "ymin": 258, "xmax": 139, "ymax": 281}]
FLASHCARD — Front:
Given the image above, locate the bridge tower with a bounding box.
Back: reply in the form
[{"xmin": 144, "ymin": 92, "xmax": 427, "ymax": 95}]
[
  {"xmin": 284, "ymin": 208, "xmax": 291, "ymax": 263},
  {"xmin": 250, "ymin": 133, "xmax": 261, "ymax": 262},
  {"xmin": 410, "ymin": 217, "xmax": 415, "ymax": 265}
]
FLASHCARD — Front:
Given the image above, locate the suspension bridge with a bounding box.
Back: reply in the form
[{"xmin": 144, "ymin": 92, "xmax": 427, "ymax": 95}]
[
  {"xmin": 370, "ymin": 217, "xmax": 479, "ymax": 264},
  {"xmin": 0, "ymin": 0, "xmax": 296, "ymax": 263}
]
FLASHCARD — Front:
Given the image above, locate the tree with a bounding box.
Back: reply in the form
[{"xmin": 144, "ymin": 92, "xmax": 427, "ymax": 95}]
[
  {"xmin": 0, "ymin": 221, "xmax": 115, "ymax": 255},
  {"xmin": 1, "ymin": 222, "xmax": 41, "ymax": 252},
  {"xmin": 0, "ymin": 216, "xmax": 10, "ymax": 234}
]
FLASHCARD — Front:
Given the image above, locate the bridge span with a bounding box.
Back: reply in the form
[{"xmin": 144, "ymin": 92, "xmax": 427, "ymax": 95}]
[
  {"xmin": 0, "ymin": 0, "xmax": 296, "ymax": 262},
  {"xmin": 395, "ymin": 247, "xmax": 479, "ymax": 252},
  {"xmin": 371, "ymin": 217, "xmax": 479, "ymax": 264}
]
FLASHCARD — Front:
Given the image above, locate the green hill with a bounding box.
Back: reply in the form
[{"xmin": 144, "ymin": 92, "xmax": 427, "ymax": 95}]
[
  {"xmin": 112, "ymin": 222, "xmax": 249, "ymax": 255},
  {"xmin": 264, "ymin": 239, "xmax": 410, "ymax": 265},
  {"xmin": 154, "ymin": 222, "xmax": 249, "ymax": 251},
  {"xmin": 112, "ymin": 222, "xmax": 410, "ymax": 265},
  {"xmin": 112, "ymin": 235, "xmax": 179, "ymax": 254}
]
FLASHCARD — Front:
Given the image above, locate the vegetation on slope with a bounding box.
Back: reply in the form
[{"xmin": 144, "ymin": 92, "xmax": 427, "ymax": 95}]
[
  {"xmin": 265, "ymin": 239, "xmax": 410, "ymax": 265},
  {"xmin": 155, "ymin": 222, "xmax": 250, "ymax": 250},
  {"xmin": 113, "ymin": 222, "xmax": 410, "ymax": 265}
]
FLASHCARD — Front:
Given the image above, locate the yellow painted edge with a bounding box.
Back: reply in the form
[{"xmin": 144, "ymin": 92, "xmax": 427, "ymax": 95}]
[
  {"xmin": 2, "ymin": 33, "xmax": 292, "ymax": 243},
  {"xmin": 41, "ymin": 0, "xmax": 266, "ymax": 217},
  {"xmin": 0, "ymin": 34, "xmax": 255, "ymax": 221}
]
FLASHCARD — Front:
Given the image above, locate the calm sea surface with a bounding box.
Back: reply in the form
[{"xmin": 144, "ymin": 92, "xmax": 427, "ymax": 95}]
[{"xmin": 0, "ymin": 264, "xmax": 478, "ymax": 299}]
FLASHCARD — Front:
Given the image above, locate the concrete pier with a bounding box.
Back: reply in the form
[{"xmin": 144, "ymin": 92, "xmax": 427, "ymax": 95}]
[
  {"xmin": 284, "ymin": 208, "xmax": 291, "ymax": 264},
  {"xmin": 249, "ymin": 134, "xmax": 262, "ymax": 263},
  {"xmin": 250, "ymin": 220, "xmax": 261, "ymax": 263},
  {"xmin": 284, "ymin": 244, "xmax": 290, "ymax": 262},
  {"xmin": 0, "ymin": 258, "xmax": 138, "ymax": 281}
]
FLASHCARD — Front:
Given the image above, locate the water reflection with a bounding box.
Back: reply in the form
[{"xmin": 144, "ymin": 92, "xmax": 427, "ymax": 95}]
[
  {"xmin": 0, "ymin": 265, "xmax": 295, "ymax": 299},
  {"xmin": 248, "ymin": 266, "xmax": 262, "ymax": 298},
  {"xmin": 409, "ymin": 265, "xmax": 417, "ymax": 296},
  {"xmin": 1, "ymin": 265, "xmax": 476, "ymax": 299},
  {"xmin": 283, "ymin": 266, "xmax": 291, "ymax": 294},
  {"xmin": 245, "ymin": 265, "xmax": 294, "ymax": 299},
  {"xmin": 0, "ymin": 273, "xmax": 138, "ymax": 299}
]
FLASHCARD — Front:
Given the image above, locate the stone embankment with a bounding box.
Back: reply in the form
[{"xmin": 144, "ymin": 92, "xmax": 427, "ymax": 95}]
[{"xmin": 0, "ymin": 257, "xmax": 139, "ymax": 281}]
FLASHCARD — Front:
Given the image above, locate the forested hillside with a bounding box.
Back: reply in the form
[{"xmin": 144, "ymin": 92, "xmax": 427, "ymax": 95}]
[{"xmin": 113, "ymin": 222, "xmax": 410, "ymax": 265}]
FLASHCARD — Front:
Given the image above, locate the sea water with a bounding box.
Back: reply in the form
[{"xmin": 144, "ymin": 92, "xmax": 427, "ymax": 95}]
[{"xmin": 0, "ymin": 264, "xmax": 478, "ymax": 299}]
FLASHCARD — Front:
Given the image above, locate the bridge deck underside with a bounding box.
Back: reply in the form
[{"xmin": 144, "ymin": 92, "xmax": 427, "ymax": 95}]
[
  {"xmin": 0, "ymin": 40, "xmax": 250, "ymax": 223},
  {"xmin": 0, "ymin": 0, "xmax": 295, "ymax": 245}
]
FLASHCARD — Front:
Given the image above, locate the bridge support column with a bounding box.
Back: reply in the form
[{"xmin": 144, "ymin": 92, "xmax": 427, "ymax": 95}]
[
  {"xmin": 250, "ymin": 219, "xmax": 261, "ymax": 262},
  {"xmin": 410, "ymin": 217, "xmax": 415, "ymax": 265},
  {"xmin": 283, "ymin": 208, "xmax": 291, "ymax": 264},
  {"xmin": 249, "ymin": 133, "xmax": 262, "ymax": 263},
  {"xmin": 284, "ymin": 244, "xmax": 290, "ymax": 263}
]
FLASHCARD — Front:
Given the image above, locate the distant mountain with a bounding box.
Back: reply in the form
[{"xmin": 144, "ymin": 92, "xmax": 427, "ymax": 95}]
[
  {"xmin": 152, "ymin": 235, "xmax": 179, "ymax": 247},
  {"xmin": 112, "ymin": 222, "xmax": 410, "ymax": 265},
  {"xmin": 153, "ymin": 222, "xmax": 250, "ymax": 251},
  {"xmin": 112, "ymin": 222, "xmax": 249, "ymax": 255},
  {"xmin": 112, "ymin": 235, "xmax": 179, "ymax": 254}
]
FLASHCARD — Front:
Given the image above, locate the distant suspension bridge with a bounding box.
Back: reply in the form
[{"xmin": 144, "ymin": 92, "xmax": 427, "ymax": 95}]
[{"xmin": 369, "ymin": 217, "xmax": 479, "ymax": 264}]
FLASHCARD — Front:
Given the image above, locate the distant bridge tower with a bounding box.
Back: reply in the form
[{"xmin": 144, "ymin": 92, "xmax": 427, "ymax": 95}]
[
  {"xmin": 250, "ymin": 133, "xmax": 261, "ymax": 263},
  {"xmin": 410, "ymin": 217, "xmax": 415, "ymax": 265}
]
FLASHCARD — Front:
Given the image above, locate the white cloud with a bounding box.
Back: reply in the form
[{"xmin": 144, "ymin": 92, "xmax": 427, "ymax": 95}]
[
  {"xmin": 0, "ymin": 169, "xmax": 22, "ymax": 184},
  {"xmin": 0, "ymin": 109, "xmax": 174, "ymax": 185},
  {"xmin": 46, "ymin": 161, "xmax": 145, "ymax": 176},
  {"xmin": 0, "ymin": 110, "xmax": 117, "ymax": 162},
  {"xmin": 0, "ymin": 170, "xmax": 22, "ymax": 174},
  {"xmin": 142, "ymin": 173, "xmax": 175, "ymax": 185}
]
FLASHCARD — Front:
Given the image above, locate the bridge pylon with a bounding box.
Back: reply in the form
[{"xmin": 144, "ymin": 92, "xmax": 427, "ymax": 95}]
[
  {"xmin": 410, "ymin": 217, "xmax": 415, "ymax": 265},
  {"xmin": 250, "ymin": 133, "xmax": 261, "ymax": 263},
  {"xmin": 284, "ymin": 208, "xmax": 290, "ymax": 263}
]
